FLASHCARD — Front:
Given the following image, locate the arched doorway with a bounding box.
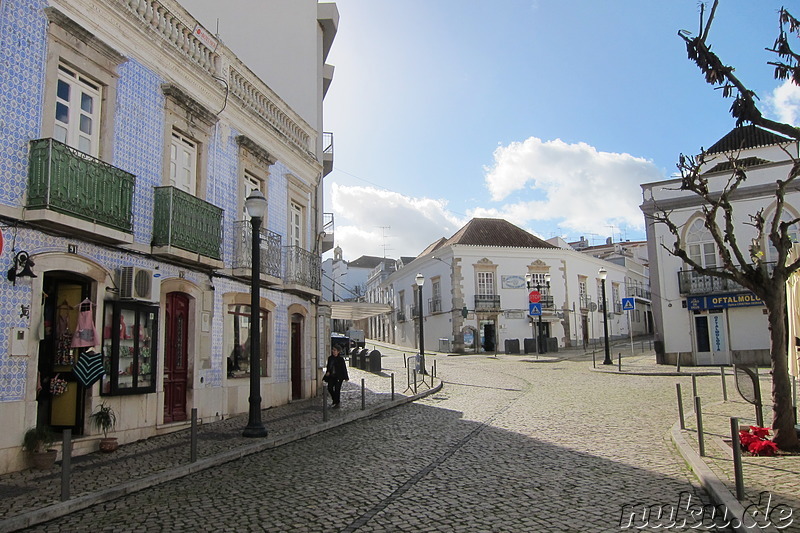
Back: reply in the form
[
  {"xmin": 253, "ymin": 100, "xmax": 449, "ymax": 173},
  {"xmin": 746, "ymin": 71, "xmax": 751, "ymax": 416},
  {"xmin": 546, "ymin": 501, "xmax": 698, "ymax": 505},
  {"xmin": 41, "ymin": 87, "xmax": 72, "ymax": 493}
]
[
  {"xmin": 164, "ymin": 292, "xmax": 190, "ymax": 422},
  {"xmin": 39, "ymin": 272, "xmax": 96, "ymax": 435},
  {"xmin": 290, "ymin": 313, "xmax": 303, "ymax": 400}
]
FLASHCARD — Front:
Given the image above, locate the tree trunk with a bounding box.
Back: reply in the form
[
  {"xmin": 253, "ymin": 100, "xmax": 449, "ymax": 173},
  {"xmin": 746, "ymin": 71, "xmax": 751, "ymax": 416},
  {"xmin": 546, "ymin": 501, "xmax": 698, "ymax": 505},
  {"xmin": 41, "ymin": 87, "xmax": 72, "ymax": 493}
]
[{"xmin": 766, "ymin": 287, "xmax": 800, "ymax": 450}]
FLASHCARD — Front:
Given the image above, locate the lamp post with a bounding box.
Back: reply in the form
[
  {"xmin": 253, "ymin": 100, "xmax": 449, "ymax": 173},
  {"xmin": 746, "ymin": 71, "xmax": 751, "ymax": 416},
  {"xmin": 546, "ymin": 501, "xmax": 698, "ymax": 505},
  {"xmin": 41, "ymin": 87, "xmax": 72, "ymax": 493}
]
[
  {"xmin": 415, "ymin": 273, "xmax": 426, "ymax": 374},
  {"xmin": 599, "ymin": 267, "xmax": 612, "ymax": 365},
  {"xmin": 243, "ymin": 190, "xmax": 268, "ymax": 438},
  {"xmin": 525, "ymin": 273, "xmax": 551, "ymax": 354}
]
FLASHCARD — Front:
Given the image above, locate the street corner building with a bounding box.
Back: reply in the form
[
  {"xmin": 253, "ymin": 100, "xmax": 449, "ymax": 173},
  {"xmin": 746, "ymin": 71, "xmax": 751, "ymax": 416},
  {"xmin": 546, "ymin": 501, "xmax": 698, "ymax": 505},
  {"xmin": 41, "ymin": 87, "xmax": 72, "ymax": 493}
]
[
  {"xmin": 360, "ymin": 218, "xmax": 652, "ymax": 357},
  {"xmin": 640, "ymin": 125, "xmax": 799, "ymax": 368},
  {"xmin": 0, "ymin": 0, "xmax": 339, "ymax": 474}
]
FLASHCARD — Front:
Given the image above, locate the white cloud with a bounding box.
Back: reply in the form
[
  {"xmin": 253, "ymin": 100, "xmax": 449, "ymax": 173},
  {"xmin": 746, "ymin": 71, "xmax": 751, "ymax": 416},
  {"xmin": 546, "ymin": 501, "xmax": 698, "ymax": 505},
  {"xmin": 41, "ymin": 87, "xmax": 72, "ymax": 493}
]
[
  {"xmin": 483, "ymin": 137, "xmax": 662, "ymax": 234},
  {"xmin": 766, "ymin": 80, "xmax": 800, "ymax": 126},
  {"xmin": 329, "ymin": 184, "xmax": 465, "ymax": 261}
]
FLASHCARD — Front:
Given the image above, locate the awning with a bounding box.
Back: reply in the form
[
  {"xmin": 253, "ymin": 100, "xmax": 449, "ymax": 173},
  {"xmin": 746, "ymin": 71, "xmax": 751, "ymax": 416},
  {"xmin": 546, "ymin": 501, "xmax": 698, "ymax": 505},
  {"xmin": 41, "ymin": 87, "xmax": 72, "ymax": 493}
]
[{"xmin": 322, "ymin": 301, "xmax": 392, "ymax": 321}]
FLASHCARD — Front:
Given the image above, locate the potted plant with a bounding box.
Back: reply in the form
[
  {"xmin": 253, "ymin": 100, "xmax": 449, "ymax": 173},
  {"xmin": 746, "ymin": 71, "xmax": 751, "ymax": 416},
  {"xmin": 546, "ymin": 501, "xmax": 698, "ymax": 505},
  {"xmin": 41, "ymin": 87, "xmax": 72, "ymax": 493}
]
[
  {"xmin": 89, "ymin": 402, "xmax": 118, "ymax": 452},
  {"xmin": 22, "ymin": 426, "xmax": 58, "ymax": 470}
]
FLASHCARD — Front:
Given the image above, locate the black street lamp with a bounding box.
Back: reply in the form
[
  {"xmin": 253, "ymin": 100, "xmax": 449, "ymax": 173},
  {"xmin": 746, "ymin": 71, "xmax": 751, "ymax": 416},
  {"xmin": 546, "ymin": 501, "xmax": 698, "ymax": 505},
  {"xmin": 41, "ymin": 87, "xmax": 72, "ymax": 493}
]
[
  {"xmin": 243, "ymin": 189, "xmax": 268, "ymax": 438},
  {"xmin": 599, "ymin": 267, "xmax": 612, "ymax": 365},
  {"xmin": 415, "ymin": 273, "xmax": 426, "ymax": 374},
  {"xmin": 525, "ymin": 273, "xmax": 551, "ymax": 354}
]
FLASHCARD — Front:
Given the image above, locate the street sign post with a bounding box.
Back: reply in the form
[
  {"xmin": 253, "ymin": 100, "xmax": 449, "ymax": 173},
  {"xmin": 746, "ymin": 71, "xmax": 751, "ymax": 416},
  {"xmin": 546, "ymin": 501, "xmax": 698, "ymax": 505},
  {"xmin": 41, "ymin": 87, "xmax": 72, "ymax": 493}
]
[{"xmin": 622, "ymin": 298, "xmax": 635, "ymax": 355}]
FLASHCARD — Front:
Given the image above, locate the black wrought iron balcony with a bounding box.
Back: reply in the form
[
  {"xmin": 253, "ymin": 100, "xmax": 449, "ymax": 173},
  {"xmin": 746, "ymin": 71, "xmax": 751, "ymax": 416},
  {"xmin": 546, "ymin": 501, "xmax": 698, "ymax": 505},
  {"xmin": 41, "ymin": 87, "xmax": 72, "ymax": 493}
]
[
  {"xmin": 396, "ymin": 309, "xmax": 406, "ymax": 322},
  {"xmin": 322, "ymin": 131, "xmax": 334, "ymax": 177},
  {"xmin": 27, "ymin": 138, "xmax": 135, "ymax": 234},
  {"xmin": 626, "ymin": 285, "xmax": 652, "ymax": 300},
  {"xmin": 579, "ymin": 295, "xmax": 592, "ymax": 310},
  {"xmin": 284, "ymin": 245, "xmax": 321, "ymax": 292},
  {"xmin": 540, "ymin": 295, "xmax": 554, "ymax": 309},
  {"xmin": 677, "ymin": 267, "xmax": 748, "ymax": 295},
  {"xmin": 152, "ymin": 186, "xmax": 223, "ymax": 260},
  {"xmin": 232, "ymin": 220, "xmax": 282, "ymax": 280},
  {"xmin": 321, "ymin": 212, "xmax": 334, "ymax": 253},
  {"xmin": 429, "ymin": 297, "xmax": 442, "ymax": 313},
  {"xmin": 475, "ymin": 294, "xmax": 501, "ymax": 311}
]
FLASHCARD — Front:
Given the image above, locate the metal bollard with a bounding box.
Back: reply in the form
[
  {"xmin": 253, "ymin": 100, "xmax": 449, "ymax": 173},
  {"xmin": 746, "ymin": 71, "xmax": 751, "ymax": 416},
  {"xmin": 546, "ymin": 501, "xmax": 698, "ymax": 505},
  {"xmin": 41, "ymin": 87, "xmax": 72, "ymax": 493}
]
[
  {"xmin": 676, "ymin": 354, "xmax": 681, "ymax": 373},
  {"xmin": 592, "ymin": 350, "xmax": 596, "ymax": 369},
  {"xmin": 695, "ymin": 396, "xmax": 705, "ymax": 457},
  {"xmin": 322, "ymin": 382, "xmax": 328, "ymax": 422},
  {"xmin": 391, "ymin": 373, "xmax": 395, "ymax": 401},
  {"xmin": 730, "ymin": 417, "xmax": 745, "ymax": 500},
  {"xmin": 413, "ymin": 370, "xmax": 418, "ymax": 395},
  {"xmin": 433, "ymin": 360, "xmax": 437, "ymax": 378},
  {"xmin": 190, "ymin": 408, "xmax": 198, "ymax": 463},
  {"xmin": 720, "ymin": 366, "xmax": 728, "ymax": 402},
  {"xmin": 361, "ymin": 378, "xmax": 366, "ymax": 410},
  {"xmin": 691, "ymin": 375, "xmax": 698, "ymax": 412},
  {"xmin": 676, "ymin": 384, "xmax": 685, "ymax": 430},
  {"xmin": 60, "ymin": 429, "xmax": 71, "ymax": 501},
  {"xmin": 617, "ymin": 352, "xmax": 621, "ymax": 372}
]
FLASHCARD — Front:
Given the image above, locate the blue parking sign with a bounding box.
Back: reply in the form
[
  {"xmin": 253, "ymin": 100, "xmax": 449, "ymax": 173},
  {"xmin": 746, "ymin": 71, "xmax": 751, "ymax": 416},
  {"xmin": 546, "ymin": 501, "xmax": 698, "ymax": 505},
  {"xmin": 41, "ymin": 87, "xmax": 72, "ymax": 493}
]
[{"xmin": 622, "ymin": 298, "xmax": 635, "ymax": 311}]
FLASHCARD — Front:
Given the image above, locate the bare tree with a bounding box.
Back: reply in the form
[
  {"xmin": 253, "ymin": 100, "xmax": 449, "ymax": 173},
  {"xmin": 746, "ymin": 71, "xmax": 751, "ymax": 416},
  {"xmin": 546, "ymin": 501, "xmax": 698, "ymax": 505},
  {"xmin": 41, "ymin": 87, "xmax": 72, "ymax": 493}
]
[{"xmin": 654, "ymin": 1, "xmax": 800, "ymax": 450}]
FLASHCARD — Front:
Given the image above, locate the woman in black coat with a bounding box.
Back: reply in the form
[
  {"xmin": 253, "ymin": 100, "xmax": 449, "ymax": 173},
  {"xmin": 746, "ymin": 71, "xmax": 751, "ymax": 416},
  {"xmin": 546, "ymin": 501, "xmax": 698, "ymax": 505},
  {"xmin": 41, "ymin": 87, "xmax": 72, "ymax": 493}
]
[{"xmin": 325, "ymin": 345, "xmax": 349, "ymax": 407}]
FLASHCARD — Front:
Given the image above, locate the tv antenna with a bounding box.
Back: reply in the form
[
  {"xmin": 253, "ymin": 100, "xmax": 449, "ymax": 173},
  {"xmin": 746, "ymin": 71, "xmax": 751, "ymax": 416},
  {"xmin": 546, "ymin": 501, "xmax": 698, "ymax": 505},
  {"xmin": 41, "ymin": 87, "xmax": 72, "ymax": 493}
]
[{"xmin": 377, "ymin": 226, "xmax": 392, "ymax": 258}]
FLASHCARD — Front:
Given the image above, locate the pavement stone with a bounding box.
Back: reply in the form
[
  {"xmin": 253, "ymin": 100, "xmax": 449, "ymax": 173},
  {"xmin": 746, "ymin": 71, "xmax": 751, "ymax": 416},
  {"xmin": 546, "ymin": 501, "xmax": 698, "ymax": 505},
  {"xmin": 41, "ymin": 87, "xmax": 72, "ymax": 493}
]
[
  {"xmin": 0, "ymin": 349, "xmax": 437, "ymax": 532},
  {"xmin": 0, "ymin": 340, "xmax": 797, "ymax": 532}
]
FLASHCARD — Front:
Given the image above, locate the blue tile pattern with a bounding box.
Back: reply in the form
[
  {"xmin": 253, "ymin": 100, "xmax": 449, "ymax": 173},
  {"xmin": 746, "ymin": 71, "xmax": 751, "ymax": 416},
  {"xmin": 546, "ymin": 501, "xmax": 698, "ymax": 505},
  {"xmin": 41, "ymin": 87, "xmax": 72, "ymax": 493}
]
[
  {"xmin": 0, "ymin": 0, "xmax": 47, "ymax": 209},
  {"xmin": 114, "ymin": 59, "xmax": 165, "ymax": 244},
  {"xmin": 0, "ymin": 1, "xmax": 316, "ymax": 405}
]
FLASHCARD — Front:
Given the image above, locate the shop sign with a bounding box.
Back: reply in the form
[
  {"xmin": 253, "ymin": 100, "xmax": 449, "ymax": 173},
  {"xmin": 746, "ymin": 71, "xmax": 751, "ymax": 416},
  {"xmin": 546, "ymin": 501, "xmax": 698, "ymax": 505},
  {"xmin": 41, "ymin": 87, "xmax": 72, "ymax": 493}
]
[{"xmin": 686, "ymin": 292, "xmax": 763, "ymax": 310}]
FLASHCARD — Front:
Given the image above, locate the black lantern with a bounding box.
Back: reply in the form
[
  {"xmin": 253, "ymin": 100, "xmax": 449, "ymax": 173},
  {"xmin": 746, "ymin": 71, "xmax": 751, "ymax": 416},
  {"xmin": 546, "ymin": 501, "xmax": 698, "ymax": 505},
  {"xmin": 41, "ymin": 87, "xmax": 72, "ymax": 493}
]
[{"xmin": 7, "ymin": 251, "xmax": 36, "ymax": 285}]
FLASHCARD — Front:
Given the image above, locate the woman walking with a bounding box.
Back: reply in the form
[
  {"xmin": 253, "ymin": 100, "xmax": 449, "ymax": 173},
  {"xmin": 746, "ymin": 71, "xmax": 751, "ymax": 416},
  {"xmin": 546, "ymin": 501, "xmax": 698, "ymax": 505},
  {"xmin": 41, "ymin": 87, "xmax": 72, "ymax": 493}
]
[{"xmin": 325, "ymin": 345, "xmax": 349, "ymax": 407}]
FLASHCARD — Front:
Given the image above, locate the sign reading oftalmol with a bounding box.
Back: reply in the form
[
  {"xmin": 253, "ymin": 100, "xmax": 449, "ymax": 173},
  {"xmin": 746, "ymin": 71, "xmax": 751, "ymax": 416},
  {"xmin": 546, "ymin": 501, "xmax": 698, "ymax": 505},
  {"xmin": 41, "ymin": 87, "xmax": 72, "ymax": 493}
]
[{"xmin": 686, "ymin": 292, "xmax": 764, "ymax": 311}]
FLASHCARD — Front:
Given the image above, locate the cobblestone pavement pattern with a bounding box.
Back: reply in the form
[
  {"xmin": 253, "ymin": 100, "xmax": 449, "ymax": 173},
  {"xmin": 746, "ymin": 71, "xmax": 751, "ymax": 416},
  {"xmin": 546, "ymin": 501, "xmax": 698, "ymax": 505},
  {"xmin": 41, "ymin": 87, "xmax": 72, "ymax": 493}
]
[{"xmin": 6, "ymin": 343, "xmax": 799, "ymax": 532}]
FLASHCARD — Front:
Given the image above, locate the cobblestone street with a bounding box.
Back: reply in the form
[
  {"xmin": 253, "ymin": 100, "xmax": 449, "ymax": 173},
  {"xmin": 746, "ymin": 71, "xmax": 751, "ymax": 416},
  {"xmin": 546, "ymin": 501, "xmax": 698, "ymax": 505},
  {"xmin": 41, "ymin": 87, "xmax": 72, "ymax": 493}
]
[{"xmin": 19, "ymin": 346, "xmax": 743, "ymax": 532}]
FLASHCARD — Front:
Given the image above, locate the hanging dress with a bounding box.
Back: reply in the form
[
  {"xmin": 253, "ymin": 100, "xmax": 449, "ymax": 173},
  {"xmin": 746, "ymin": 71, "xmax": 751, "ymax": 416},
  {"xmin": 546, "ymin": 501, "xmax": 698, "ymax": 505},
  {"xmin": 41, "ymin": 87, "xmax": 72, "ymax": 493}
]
[
  {"xmin": 55, "ymin": 310, "xmax": 74, "ymax": 366},
  {"xmin": 71, "ymin": 301, "xmax": 99, "ymax": 348}
]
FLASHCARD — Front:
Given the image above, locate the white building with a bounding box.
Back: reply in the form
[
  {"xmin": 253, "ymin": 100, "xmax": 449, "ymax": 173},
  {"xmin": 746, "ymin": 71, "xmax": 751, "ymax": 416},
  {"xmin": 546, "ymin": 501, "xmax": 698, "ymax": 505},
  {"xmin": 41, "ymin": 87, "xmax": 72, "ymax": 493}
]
[
  {"xmin": 568, "ymin": 238, "xmax": 652, "ymax": 337},
  {"xmin": 378, "ymin": 218, "xmax": 629, "ymax": 354},
  {"xmin": 641, "ymin": 125, "xmax": 798, "ymax": 366},
  {"xmin": 0, "ymin": 0, "xmax": 337, "ymax": 473}
]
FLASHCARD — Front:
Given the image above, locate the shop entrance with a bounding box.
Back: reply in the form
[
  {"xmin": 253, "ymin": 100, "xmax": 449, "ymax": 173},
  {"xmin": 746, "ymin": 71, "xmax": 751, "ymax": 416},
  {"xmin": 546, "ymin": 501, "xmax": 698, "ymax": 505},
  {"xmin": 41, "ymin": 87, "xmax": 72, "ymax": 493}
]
[
  {"xmin": 479, "ymin": 320, "xmax": 496, "ymax": 353},
  {"xmin": 692, "ymin": 310, "xmax": 730, "ymax": 365},
  {"xmin": 39, "ymin": 273, "xmax": 96, "ymax": 435}
]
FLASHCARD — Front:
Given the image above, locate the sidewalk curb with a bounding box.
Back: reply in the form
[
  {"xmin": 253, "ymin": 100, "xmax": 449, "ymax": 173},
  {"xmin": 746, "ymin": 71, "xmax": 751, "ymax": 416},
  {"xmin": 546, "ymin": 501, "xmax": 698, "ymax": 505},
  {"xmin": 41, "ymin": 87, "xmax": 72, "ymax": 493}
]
[
  {"xmin": 592, "ymin": 368, "xmax": 720, "ymax": 377},
  {"xmin": 0, "ymin": 380, "xmax": 442, "ymax": 533},
  {"xmin": 670, "ymin": 414, "xmax": 780, "ymax": 533}
]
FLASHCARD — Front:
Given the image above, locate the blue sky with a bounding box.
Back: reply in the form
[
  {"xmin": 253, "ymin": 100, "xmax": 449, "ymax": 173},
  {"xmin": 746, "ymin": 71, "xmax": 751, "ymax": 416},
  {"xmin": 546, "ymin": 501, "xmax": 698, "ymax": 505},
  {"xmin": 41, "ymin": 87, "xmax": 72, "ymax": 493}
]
[{"xmin": 322, "ymin": 0, "xmax": 800, "ymax": 261}]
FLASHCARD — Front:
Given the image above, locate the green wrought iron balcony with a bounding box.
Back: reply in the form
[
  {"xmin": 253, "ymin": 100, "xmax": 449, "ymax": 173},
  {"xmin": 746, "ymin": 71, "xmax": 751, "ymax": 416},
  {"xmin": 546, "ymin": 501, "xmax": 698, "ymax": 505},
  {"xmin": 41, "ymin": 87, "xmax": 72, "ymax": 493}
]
[
  {"xmin": 152, "ymin": 186, "xmax": 223, "ymax": 261},
  {"xmin": 26, "ymin": 138, "xmax": 135, "ymax": 235}
]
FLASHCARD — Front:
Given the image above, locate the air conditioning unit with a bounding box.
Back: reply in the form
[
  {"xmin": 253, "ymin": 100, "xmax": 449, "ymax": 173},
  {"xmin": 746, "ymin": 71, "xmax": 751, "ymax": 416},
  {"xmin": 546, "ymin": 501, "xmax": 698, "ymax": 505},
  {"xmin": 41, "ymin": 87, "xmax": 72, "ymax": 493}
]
[{"xmin": 119, "ymin": 266, "xmax": 161, "ymax": 303}]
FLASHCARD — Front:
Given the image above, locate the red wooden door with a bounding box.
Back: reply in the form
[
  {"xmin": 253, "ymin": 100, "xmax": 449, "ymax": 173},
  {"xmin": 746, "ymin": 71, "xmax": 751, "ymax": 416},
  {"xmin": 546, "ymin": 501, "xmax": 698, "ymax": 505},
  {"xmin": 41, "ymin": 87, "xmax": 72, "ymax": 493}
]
[
  {"xmin": 164, "ymin": 292, "xmax": 189, "ymax": 423},
  {"xmin": 291, "ymin": 319, "xmax": 302, "ymax": 399}
]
